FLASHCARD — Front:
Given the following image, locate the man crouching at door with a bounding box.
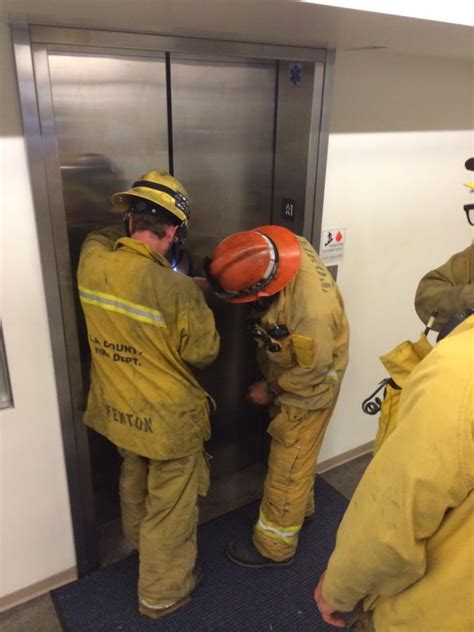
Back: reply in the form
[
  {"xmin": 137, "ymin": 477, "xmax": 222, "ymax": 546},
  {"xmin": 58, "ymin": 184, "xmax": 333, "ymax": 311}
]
[
  {"xmin": 77, "ymin": 170, "xmax": 220, "ymax": 618},
  {"xmin": 204, "ymin": 225, "xmax": 349, "ymax": 567}
]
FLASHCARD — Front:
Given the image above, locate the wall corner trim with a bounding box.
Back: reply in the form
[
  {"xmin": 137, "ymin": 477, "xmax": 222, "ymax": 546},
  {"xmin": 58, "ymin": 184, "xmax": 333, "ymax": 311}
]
[{"xmin": 317, "ymin": 441, "xmax": 373, "ymax": 474}]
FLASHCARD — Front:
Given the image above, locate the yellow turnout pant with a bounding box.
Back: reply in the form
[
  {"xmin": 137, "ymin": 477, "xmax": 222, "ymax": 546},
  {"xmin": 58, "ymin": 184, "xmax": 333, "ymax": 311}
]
[
  {"xmin": 118, "ymin": 449, "xmax": 209, "ymax": 611},
  {"xmin": 253, "ymin": 402, "xmax": 337, "ymax": 561}
]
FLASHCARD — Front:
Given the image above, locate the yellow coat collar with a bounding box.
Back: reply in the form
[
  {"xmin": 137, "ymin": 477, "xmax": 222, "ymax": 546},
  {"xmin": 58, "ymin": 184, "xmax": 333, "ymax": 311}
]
[{"xmin": 114, "ymin": 236, "xmax": 171, "ymax": 268}]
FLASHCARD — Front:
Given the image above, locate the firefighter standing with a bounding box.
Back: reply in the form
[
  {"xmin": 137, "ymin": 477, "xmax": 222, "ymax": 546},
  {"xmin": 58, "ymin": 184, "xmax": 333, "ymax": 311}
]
[
  {"xmin": 204, "ymin": 225, "xmax": 349, "ymax": 566},
  {"xmin": 78, "ymin": 170, "xmax": 219, "ymax": 619},
  {"xmin": 414, "ymin": 244, "xmax": 474, "ymax": 330},
  {"xmin": 414, "ymin": 157, "xmax": 474, "ymax": 331},
  {"xmin": 315, "ymin": 315, "xmax": 474, "ymax": 631}
]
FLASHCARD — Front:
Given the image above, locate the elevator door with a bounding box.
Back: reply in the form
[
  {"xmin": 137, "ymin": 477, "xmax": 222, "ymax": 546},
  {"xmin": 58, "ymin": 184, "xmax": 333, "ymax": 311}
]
[
  {"xmin": 47, "ymin": 51, "xmax": 171, "ymax": 524},
  {"xmin": 47, "ymin": 49, "xmax": 276, "ymax": 525},
  {"xmin": 15, "ymin": 24, "xmax": 329, "ymax": 572},
  {"xmin": 171, "ymin": 56, "xmax": 276, "ymax": 477}
]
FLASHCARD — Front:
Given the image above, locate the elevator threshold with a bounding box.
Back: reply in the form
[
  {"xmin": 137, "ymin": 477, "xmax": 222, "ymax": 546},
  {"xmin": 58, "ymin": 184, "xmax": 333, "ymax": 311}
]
[{"xmin": 97, "ymin": 463, "xmax": 267, "ymax": 568}]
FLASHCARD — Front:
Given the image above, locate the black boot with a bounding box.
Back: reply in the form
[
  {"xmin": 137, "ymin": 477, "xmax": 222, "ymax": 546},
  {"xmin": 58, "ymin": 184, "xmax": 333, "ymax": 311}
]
[{"xmin": 226, "ymin": 539, "xmax": 293, "ymax": 568}]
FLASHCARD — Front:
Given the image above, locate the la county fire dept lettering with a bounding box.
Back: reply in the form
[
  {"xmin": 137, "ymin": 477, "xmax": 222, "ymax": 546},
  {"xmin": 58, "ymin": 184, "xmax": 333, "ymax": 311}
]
[
  {"xmin": 89, "ymin": 335, "xmax": 143, "ymax": 366},
  {"xmin": 105, "ymin": 404, "xmax": 153, "ymax": 433}
]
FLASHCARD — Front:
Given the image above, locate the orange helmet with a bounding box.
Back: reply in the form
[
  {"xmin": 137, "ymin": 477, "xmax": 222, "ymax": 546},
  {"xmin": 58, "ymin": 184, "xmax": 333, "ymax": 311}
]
[{"xmin": 204, "ymin": 225, "xmax": 301, "ymax": 303}]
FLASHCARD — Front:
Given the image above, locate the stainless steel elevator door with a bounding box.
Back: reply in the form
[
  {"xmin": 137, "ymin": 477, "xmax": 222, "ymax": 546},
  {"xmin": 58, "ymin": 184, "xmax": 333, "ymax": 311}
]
[
  {"xmin": 48, "ymin": 52, "xmax": 169, "ymax": 174},
  {"xmin": 46, "ymin": 49, "xmax": 277, "ymax": 519},
  {"xmin": 48, "ymin": 52, "xmax": 169, "ymax": 231},
  {"xmin": 47, "ymin": 51, "xmax": 170, "ymax": 524},
  {"xmin": 172, "ymin": 57, "xmax": 277, "ymax": 477},
  {"xmin": 171, "ymin": 56, "xmax": 276, "ymax": 251},
  {"xmin": 16, "ymin": 23, "xmax": 328, "ymax": 571}
]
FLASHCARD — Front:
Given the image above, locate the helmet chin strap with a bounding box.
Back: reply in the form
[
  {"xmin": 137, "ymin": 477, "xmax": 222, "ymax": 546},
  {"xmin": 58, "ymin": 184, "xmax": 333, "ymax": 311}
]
[
  {"xmin": 173, "ymin": 222, "xmax": 188, "ymax": 246},
  {"xmin": 123, "ymin": 212, "xmax": 133, "ymax": 237}
]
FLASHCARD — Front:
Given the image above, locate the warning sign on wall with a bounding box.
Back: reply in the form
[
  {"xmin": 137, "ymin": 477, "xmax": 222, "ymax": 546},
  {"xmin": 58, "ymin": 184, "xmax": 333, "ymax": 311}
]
[{"xmin": 319, "ymin": 228, "xmax": 346, "ymax": 265}]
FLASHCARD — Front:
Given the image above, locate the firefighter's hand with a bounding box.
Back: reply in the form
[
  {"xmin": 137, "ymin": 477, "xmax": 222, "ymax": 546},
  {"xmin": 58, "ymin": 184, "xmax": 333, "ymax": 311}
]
[
  {"xmin": 248, "ymin": 381, "xmax": 273, "ymax": 406},
  {"xmin": 314, "ymin": 573, "xmax": 347, "ymax": 628},
  {"xmin": 193, "ymin": 277, "xmax": 209, "ymax": 292}
]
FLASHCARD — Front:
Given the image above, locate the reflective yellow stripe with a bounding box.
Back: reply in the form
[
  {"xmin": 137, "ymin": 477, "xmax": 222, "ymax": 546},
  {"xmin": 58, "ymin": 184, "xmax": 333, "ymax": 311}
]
[
  {"xmin": 255, "ymin": 510, "xmax": 301, "ymax": 543},
  {"xmin": 79, "ymin": 286, "xmax": 167, "ymax": 328},
  {"xmin": 140, "ymin": 597, "xmax": 176, "ymax": 610}
]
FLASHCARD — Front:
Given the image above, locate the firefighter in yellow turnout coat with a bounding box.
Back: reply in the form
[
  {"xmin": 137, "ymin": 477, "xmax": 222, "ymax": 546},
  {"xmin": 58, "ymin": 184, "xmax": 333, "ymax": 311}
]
[
  {"xmin": 415, "ymin": 157, "xmax": 474, "ymax": 331},
  {"xmin": 78, "ymin": 171, "xmax": 219, "ymax": 618},
  {"xmin": 204, "ymin": 226, "xmax": 349, "ymax": 566},
  {"xmin": 315, "ymin": 315, "xmax": 474, "ymax": 631},
  {"xmin": 415, "ymin": 243, "xmax": 474, "ymax": 331}
]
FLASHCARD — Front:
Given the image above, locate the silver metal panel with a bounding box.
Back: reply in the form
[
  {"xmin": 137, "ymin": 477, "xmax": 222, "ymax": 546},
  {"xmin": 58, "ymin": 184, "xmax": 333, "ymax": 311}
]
[
  {"xmin": 32, "ymin": 45, "xmax": 83, "ymax": 389},
  {"xmin": 12, "ymin": 25, "xmax": 98, "ymax": 574},
  {"xmin": 30, "ymin": 26, "xmax": 327, "ymax": 63},
  {"xmin": 172, "ymin": 57, "xmax": 276, "ymax": 247},
  {"xmin": 303, "ymin": 62, "xmax": 325, "ymax": 242},
  {"xmin": 46, "ymin": 49, "xmax": 169, "ymax": 390},
  {"xmin": 45, "ymin": 50, "xmax": 170, "ymax": 523},
  {"xmin": 311, "ymin": 49, "xmax": 336, "ymax": 249},
  {"xmin": 272, "ymin": 61, "xmax": 316, "ymax": 238},
  {"xmin": 45, "ymin": 45, "xmax": 277, "ymax": 66},
  {"xmin": 48, "ymin": 51, "xmax": 168, "ymax": 226},
  {"xmin": 172, "ymin": 56, "xmax": 277, "ymax": 474}
]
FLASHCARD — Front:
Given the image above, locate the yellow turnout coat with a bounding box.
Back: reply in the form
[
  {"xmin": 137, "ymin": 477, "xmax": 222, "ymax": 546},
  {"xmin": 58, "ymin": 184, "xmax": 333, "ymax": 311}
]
[
  {"xmin": 373, "ymin": 332, "xmax": 432, "ymax": 453},
  {"xmin": 415, "ymin": 243, "xmax": 474, "ymax": 331},
  {"xmin": 258, "ymin": 236, "xmax": 349, "ymax": 411},
  {"xmin": 323, "ymin": 316, "xmax": 474, "ymax": 632},
  {"xmin": 78, "ymin": 226, "xmax": 219, "ymax": 460}
]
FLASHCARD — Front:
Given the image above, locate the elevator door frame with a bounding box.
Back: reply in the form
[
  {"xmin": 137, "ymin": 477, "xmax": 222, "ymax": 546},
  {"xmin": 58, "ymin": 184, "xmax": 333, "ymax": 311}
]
[{"xmin": 12, "ymin": 23, "xmax": 334, "ymax": 575}]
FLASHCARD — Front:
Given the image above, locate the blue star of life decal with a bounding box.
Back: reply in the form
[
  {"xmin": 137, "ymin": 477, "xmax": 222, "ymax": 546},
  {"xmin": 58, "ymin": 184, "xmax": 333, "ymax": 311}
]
[{"xmin": 289, "ymin": 64, "xmax": 302, "ymax": 86}]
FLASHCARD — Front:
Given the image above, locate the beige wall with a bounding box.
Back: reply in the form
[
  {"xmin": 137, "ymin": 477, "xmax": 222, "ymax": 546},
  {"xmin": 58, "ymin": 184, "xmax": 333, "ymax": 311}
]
[
  {"xmin": 319, "ymin": 48, "xmax": 473, "ymax": 460},
  {"xmin": 0, "ymin": 0, "xmax": 472, "ymax": 604},
  {"xmin": 0, "ymin": 21, "xmax": 76, "ymax": 601}
]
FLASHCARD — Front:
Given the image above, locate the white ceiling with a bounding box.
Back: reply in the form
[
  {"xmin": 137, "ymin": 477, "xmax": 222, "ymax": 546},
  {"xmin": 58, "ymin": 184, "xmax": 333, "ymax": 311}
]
[
  {"xmin": 1, "ymin": 0, "xmax": 473, "ymax": 61},
  {"xmin": 300, "ymin": 0, "xmax": 474, "ymax": 28}
]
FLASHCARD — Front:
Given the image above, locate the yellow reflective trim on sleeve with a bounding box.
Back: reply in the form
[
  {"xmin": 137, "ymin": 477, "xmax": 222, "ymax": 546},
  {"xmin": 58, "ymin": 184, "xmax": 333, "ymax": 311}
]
[
  {"xmin": 325, "ymin": 369, "xmax": 339, "ymax": 382},
  {"xmin": 79, "ymin": 286, "xmax": 167, "ymax": 329},
  {"xmin": 255, "ymin": 510, "xmax": 301, "ymax": 543}
]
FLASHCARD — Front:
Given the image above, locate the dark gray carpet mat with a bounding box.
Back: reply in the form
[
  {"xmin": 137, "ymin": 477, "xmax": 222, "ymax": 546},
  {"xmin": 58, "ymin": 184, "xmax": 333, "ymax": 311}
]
[{"xmin": 52, "ymin": 477, "xmax": 348, "ymax": 631}]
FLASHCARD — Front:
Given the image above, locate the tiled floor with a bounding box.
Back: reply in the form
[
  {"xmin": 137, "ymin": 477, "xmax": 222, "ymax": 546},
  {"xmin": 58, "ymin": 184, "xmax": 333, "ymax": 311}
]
[
  {"xmin": 0, "ymin": 592, "xmax": 62, "ymax": 632},
  {"xmin": 321, "ymin": 452, "xmax": 372, "ymax": 499},
  {"xmin": 0, "ymin": 453, "xmax": 371, "ymax": 631}
]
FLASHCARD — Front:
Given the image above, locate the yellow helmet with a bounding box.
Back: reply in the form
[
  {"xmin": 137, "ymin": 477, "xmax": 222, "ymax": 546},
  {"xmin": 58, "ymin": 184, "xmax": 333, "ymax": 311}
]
[{"xmin": 111, "ymin": 169, "xmax": 190, "ymax": 224}]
